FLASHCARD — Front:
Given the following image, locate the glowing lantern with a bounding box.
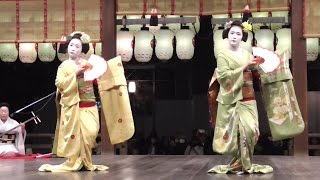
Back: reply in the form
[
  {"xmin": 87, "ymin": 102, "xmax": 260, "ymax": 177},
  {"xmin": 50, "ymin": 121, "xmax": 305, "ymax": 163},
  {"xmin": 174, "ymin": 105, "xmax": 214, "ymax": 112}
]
[
  {"xmin": 255, "ymin": 26, "xmax": 275, "ymax": 51},
  {"xmin": 117, "ymin": 28, "xmax": 134, "ymax": 62},
  {"xmin": 134, "ymin": 27, "xmax": 154, "ymax": 62},
  {"xmin": 0, "ymin": 43, "xmax": 18, "ymax": 62},
  {"xmin": 307, "ymin": 38, "xmax": 319, "ymax": 61},
  {"xmin": 176, "ymin": 26, "xmax": 195, "ymax": 60},
  {"xmin": 276, "ymin": 27, "xmax": 291, "ymax": 58},
  {"xmin": 154, "ymin": 26, "xmax": 174, "ymax": 61},
  {"xmin": 38, "ymin": 43, "xmax": 56, "ymax": 62},
  {"xmin": 19, "ymin": 43, "xmax": 37, "ymax": 63}
]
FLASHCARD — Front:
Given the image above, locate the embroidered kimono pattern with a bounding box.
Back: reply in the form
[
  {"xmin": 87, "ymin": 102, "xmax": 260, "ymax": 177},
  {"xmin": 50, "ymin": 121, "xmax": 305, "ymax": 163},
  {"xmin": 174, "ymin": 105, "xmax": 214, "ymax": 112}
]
[{"xmin": 208, "ymin": 49, "xmax": 273, "ymax": 174}]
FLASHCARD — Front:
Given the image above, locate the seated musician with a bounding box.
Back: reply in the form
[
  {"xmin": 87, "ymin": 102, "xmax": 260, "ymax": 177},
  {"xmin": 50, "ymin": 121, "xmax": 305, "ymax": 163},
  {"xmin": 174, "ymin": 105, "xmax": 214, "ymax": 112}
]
[{"xmin": 0, "ymin": 102, "xmax": 26, "ymax": 157}]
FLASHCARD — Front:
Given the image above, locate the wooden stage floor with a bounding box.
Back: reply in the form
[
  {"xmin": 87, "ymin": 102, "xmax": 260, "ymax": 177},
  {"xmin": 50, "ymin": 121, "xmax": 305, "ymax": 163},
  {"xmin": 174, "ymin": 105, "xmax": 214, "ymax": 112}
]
[{"xmin": 1, "ymin": 155, "xmax": 319, "ymax": 180}]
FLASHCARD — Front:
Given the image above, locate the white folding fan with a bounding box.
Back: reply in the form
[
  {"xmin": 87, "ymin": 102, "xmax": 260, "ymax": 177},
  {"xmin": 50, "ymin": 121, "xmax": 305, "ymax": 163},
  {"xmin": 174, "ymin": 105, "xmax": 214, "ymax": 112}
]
[
  {"xmin": 84, "ymin": 54, "xmax": 108, "ymax": 81},
  {"xmin": 252, "ymin": 46, "xmax": 281, "ymax": 73}
]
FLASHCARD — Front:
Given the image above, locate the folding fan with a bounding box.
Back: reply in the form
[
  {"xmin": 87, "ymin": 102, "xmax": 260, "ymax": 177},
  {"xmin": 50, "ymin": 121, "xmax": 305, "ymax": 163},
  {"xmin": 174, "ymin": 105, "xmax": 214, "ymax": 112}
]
[
  {"xmin": 252, "ymin": 46, "xmax": 281, "ymax": 73},
  {"xmin": 84, "ymin": 54, "xmax": 108, "ymax": 81}
]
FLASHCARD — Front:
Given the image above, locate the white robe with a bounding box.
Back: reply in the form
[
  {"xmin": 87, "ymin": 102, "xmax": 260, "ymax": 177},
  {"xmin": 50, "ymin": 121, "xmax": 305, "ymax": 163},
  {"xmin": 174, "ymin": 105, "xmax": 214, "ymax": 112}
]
[{"xmin": 0, "ymin": 118, "xmax": 26, "ymax": 156}]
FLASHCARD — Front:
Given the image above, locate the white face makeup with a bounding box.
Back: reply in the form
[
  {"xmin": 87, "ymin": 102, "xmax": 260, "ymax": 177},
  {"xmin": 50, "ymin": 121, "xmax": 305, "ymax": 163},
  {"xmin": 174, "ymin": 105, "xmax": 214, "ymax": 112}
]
[
  {"xmin": 228, "ymin": 26, "xmax": 243, "ymax": 49},
  {"xmin": 67, "ymin": 38, "xmax": 82, "ymax": 60}
]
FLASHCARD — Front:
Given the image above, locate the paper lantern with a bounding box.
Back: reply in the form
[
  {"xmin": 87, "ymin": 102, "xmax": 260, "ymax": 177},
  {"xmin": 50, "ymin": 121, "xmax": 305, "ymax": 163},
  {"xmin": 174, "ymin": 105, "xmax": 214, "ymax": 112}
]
[
  {"xmin": 0, "ymin": 43, "xmax": 18, "ymax": 62},
  {"xmin": 81, "ymin": 43, "xmax": 94, "ymax": 60},
  {"xmin": 57, "ymin": 43, "xmax": 69, "ymax": 61},
  {"xmin": 255, "ymin": 26, "xmax": 275, "ymax": 51},
  {"xmin": 19, "ymin": 43, "xmax": 37, "ymax": 63},
  {"xmin": 134, "ymin": 27, "xmax": 154, "ymax": 62},
  {"xmin": 176, "ymin": 26, "xmax": 195, "ymax": 60},
  {"xmin": 307, "ymin": 38, "xmax": 319, "ymax": 61},
  {"xmin": 95, "ymin": 42, "xmax": 102, "ymax": 56},
  {"xmin": 155, "ymin": 26, "xmax": 174, "ymax": 61},
  {"xmin": 276, "ymin": 27, "xmax": 291, "ymax": 58},
  {"xmin": 213, "ymin": 28, "xmax": 228, "ymax": 59},
  {"xmin": 38, "ymin": 43, "xmax": 56, "ymax": 62},
  {"xmin": 117, "ymin": 28, "xmax": 134, "ymax": 62},
  {"xmin": 240, "ymin": 31, "xmax": 253, "ymax": 53}
]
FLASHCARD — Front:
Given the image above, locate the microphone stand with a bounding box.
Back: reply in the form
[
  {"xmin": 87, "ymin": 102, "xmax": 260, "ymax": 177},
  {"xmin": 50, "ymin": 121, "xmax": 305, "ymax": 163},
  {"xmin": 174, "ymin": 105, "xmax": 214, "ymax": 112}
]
[{"xmin": 10, "ymin": 91, "xmax": 56, "ymax": 117}]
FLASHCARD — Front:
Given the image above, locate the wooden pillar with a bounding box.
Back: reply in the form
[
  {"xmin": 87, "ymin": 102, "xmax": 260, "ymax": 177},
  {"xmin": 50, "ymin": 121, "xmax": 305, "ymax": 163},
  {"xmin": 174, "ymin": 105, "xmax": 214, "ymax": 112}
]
[
  {"xmin": 100, "ymin": 0, "xmax": 116, "ymax": 154},
  {"xmin": 291, "ymin": 0, "xmax": 308, "ymax": 156}
]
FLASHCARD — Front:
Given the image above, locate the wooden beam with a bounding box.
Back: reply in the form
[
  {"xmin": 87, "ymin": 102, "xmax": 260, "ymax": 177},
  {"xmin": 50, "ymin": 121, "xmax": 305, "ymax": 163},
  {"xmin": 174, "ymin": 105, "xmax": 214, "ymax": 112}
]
[
  {"xmin": 100, "ymin": 0, "xmax": 116, "ymax": 154},
  {"xmin": 291, "ymin": 0, "xmax": 308, "ymax": 156}
]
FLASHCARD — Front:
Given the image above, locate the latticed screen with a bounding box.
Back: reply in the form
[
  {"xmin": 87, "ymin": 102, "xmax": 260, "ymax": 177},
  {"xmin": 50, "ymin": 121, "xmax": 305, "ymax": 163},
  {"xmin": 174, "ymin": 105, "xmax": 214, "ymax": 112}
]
[
  {"xmin": 0, "ymin": 0, "xmax": 101, "ymax": 42},
  {"xmin": 304, "ymin": 0, "xmax": 320, "ymax": 38}
]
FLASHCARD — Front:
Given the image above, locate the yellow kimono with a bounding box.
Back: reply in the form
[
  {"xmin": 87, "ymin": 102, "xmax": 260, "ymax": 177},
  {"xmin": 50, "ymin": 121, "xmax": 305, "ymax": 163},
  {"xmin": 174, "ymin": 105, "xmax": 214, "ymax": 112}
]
[{"xmin": 39, "ymin": 56, "xmax": 134, "ymax": 172}]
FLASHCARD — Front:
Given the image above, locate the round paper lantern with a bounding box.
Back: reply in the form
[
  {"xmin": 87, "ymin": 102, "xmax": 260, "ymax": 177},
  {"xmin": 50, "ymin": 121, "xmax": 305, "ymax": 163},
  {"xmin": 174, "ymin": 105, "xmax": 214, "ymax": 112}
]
[
  {"xmin": 134, "ymin": 27, "xmax": 154, "ymax": 62},
  {"xmin": 307, "ymin": 38, "xmax": 319, "ymax": 61},
  {"xmin": 0, "ymin": 43, "xmax": 18, "ymax": 62},
  {"xmin": 95, "ymin": 42, "xmax": 102, "ymax": 56},
  {"xmin": 276, "ymin": 27, "xmax": 291, "ymax": 58},
  {"xmin": 38, "ymin": 43, "xmax": 56, "ymax": 62},
  {"xmin": 176, "ymin": 26, "xmax": 195, "ymax": 60},
  {"xmin": 81, "ymin": 43, "xmax": 94, "ymax": 60},
  {"xmin": 154, "ymin": 26, "xmax": 174, "ymax": 61},
  {"xmin": 255, "ymin": 26, "xmax": 275, "ymax": 51},
  {"xmin": 19, "ymin": 43, "xmax": 37, "ymax": 63},
  {"xmin": 117, "ymin": 28, "xmax": 134, "ymax": 62},
  {"xmin": 57, "ymin": 43, "xmax": 69, "ymax": 61},
  {"xmin": 213, "ymin": 28, "xmax": 228, "ymax": 59},
  {"xmin": 240, "ymin": 31, "xmax": 253, "ymax": 53}
]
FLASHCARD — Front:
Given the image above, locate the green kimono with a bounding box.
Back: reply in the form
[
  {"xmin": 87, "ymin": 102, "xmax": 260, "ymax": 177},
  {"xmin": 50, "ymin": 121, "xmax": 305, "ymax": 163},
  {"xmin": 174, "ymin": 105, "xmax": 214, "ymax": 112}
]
[{"xmin": 208, "ymin": 49, "xmax": 273, "ymax": 174}]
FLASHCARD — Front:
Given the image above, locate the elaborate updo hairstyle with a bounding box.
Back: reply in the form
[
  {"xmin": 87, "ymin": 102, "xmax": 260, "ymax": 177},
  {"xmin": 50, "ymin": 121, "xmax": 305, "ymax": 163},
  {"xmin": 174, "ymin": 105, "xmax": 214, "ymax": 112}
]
[
  {"xmin": 58, "ymin": 31, "xmax": 90, "ymax": 54},
  {"xmin": 222, "ymin": 20, "xmax": 248, "ymax": 42}
]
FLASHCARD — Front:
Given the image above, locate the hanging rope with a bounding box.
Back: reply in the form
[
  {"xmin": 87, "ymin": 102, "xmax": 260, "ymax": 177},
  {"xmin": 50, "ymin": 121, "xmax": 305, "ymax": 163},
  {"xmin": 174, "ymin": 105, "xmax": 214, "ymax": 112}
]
[
  {"xmin": 43, "ymin": 0, "xmax": 48, "ymax": 40},
  {"xmin": 15, "ymin": 0, "xmax": 20, "ymax": 41}
]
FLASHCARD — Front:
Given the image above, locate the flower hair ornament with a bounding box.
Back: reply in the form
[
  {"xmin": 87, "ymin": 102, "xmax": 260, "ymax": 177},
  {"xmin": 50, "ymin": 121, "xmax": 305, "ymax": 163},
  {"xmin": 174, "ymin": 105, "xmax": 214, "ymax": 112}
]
[
  {"xmin": 70, "ymin": 31, "xmax": 91, "ymax": 44},
  {"xmin": 241, "ymin": 21, "xmax": 252, "ymax": 32}
]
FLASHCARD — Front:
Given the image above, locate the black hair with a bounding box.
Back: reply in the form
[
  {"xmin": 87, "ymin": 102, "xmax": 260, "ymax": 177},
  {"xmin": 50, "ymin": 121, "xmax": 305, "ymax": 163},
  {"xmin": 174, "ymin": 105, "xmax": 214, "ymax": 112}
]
[
  {"xmin": 58, "ymin": 33, "xmax": 90, "ymax": 54},
  {"xmin": 222, "ymin": 20, "xmax": 248, "ymax": 42},
  {"xmin": 0, "ymin": 102, "xmax": 10, "ymax": 110}
]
